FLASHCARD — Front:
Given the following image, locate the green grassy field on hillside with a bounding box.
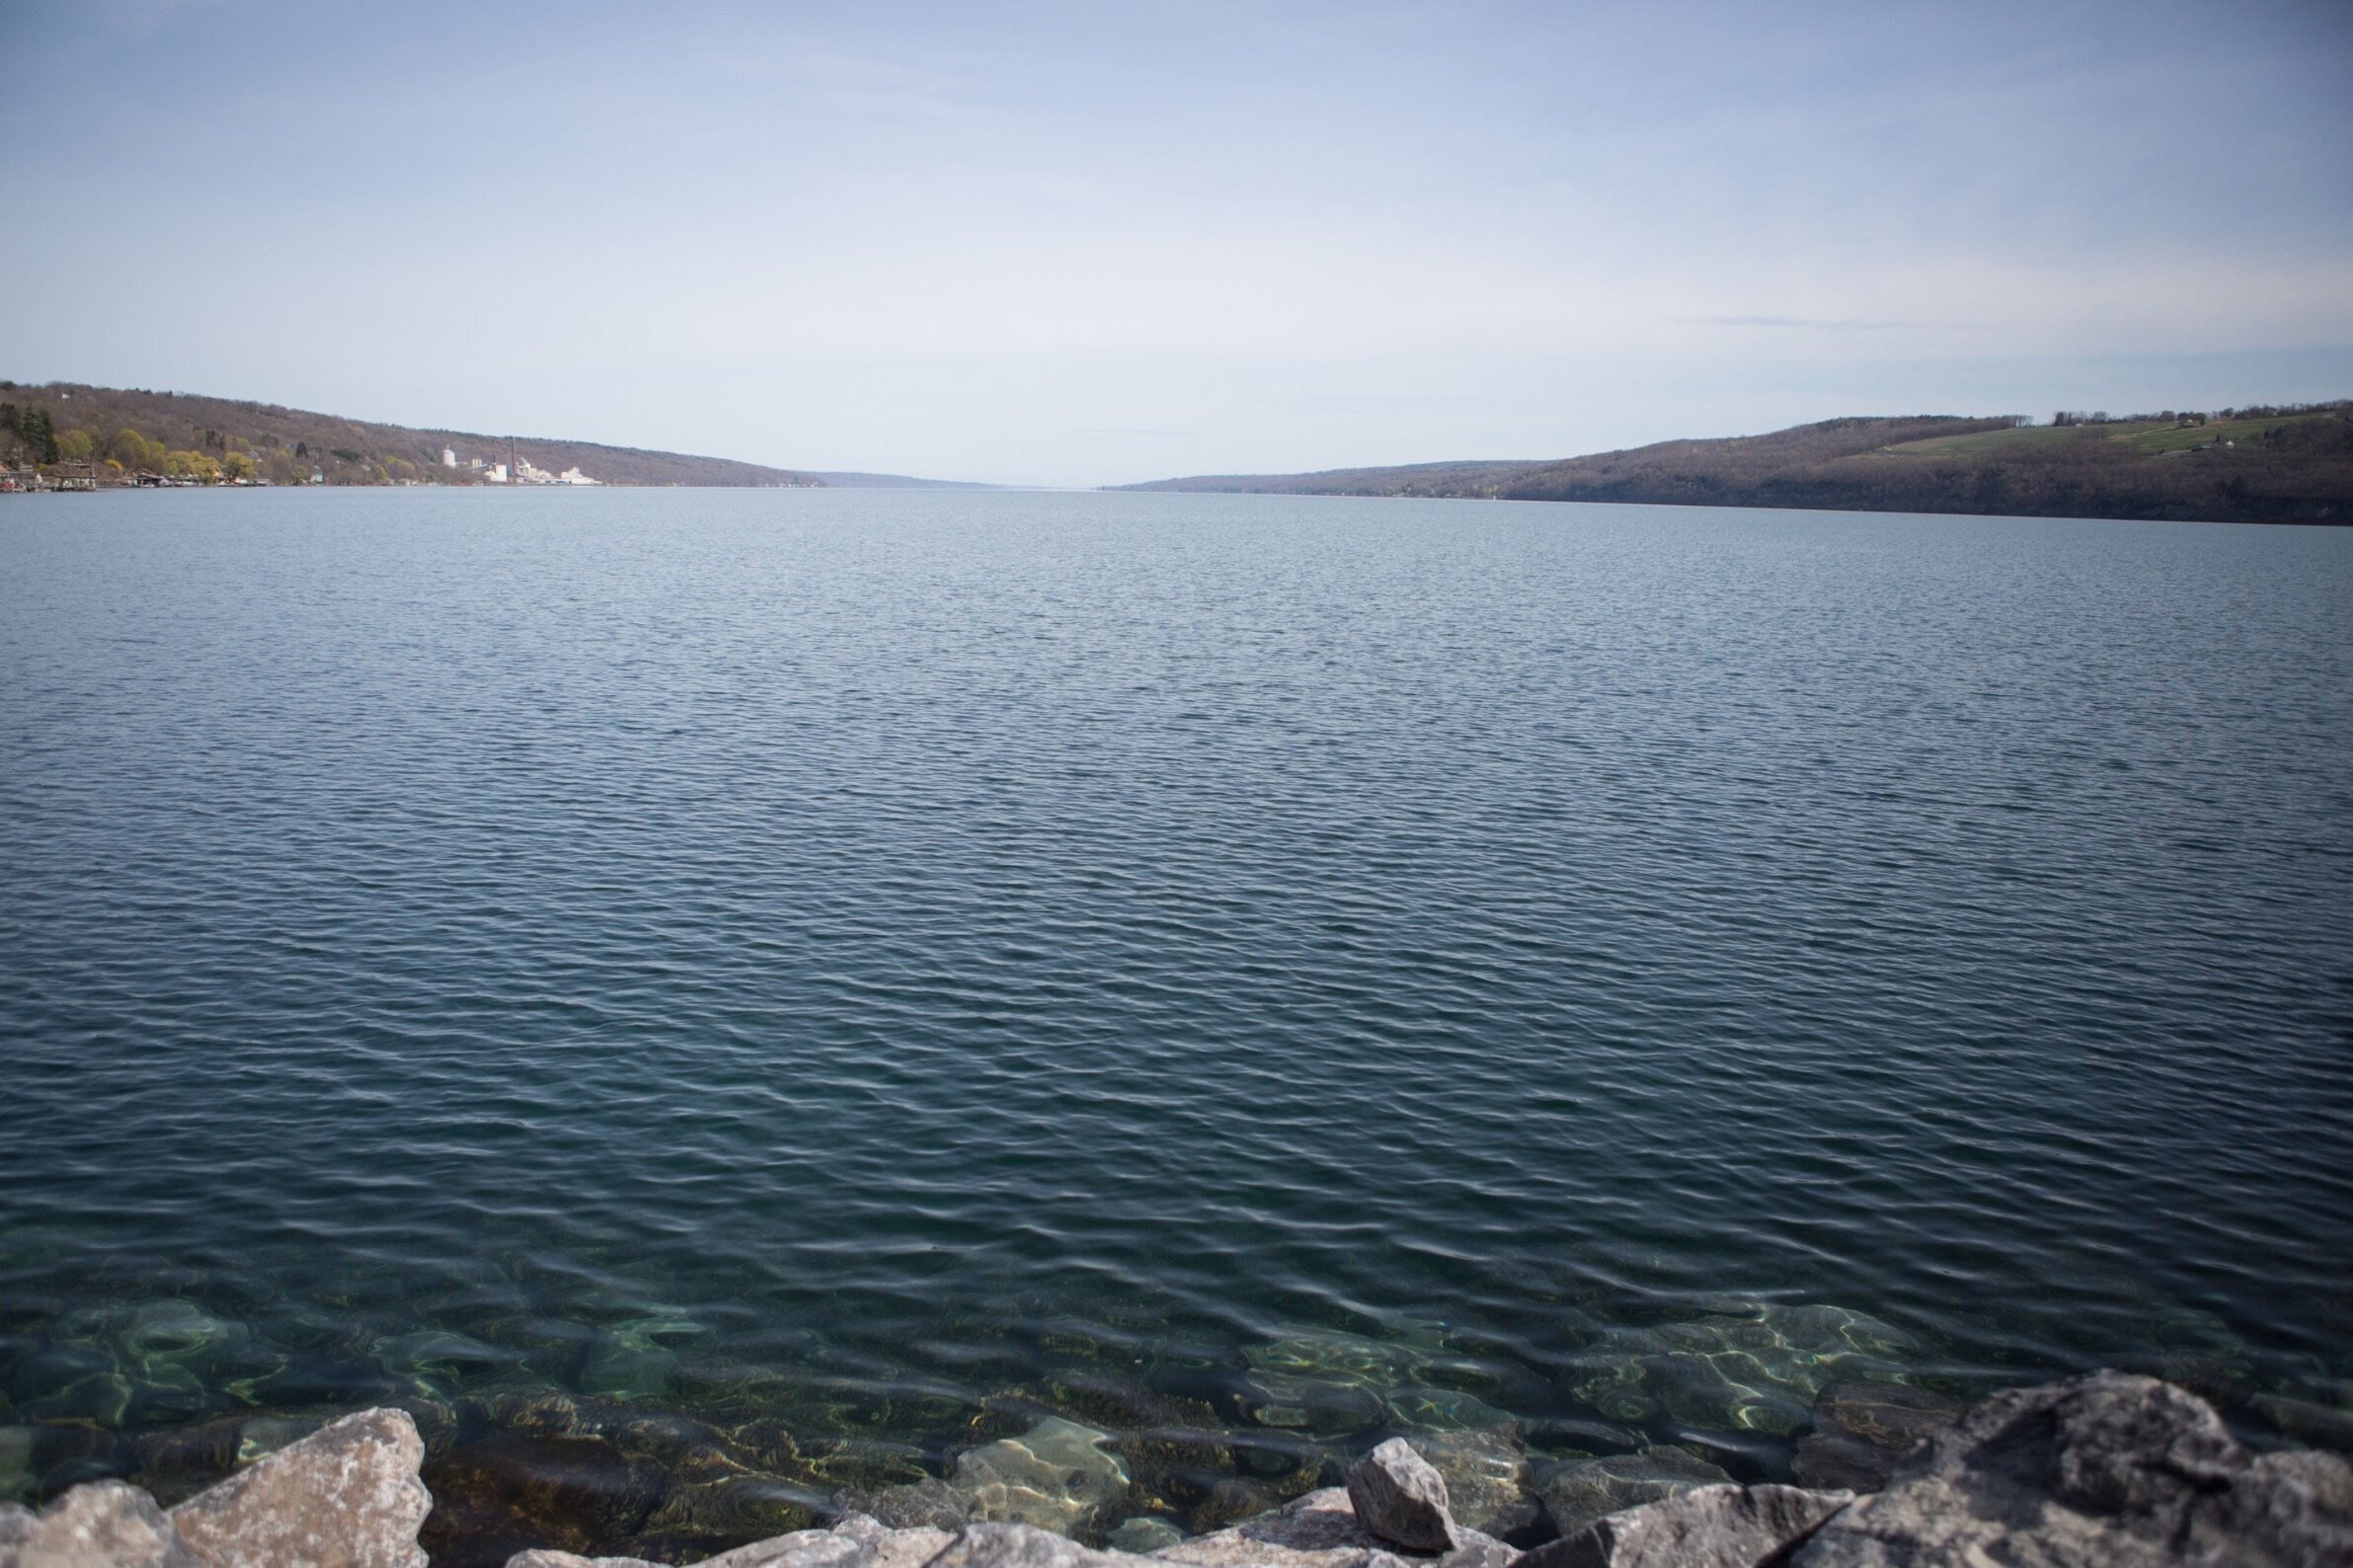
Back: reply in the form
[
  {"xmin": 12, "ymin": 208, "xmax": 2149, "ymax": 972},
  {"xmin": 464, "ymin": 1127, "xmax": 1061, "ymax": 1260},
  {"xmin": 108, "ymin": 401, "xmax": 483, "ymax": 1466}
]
[{"xmin": 1884, "ymin": 413, "xmax": 2334, "ymax": 458}]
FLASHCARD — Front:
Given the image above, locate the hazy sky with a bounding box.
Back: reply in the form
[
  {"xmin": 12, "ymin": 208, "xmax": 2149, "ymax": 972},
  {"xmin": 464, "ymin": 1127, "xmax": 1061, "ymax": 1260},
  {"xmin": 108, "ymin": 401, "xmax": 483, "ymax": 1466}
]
[{"xmin": 4, "ymin": 0, "xmax": 2349, "ymax": 485}]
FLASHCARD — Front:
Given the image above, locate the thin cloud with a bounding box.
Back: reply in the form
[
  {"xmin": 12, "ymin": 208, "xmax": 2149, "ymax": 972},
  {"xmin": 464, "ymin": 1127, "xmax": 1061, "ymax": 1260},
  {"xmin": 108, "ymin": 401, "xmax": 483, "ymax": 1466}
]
[{"xmin": 1696, "ymin": 315, "xmax": 1935, "ymax": 331}]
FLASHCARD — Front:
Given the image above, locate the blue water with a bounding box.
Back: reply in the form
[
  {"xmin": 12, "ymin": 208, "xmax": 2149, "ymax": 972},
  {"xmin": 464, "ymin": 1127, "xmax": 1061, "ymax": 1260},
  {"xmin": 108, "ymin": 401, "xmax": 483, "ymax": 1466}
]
[{"xmin": 3, "ymin": 488, "xmax": 2349, "ymax": 1558}]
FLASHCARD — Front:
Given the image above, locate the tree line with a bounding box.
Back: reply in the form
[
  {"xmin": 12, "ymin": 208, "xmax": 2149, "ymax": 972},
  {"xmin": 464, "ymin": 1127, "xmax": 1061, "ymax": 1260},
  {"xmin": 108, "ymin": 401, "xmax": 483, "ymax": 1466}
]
[{"xmin": 5, "ymin": 400, "xmax": 289, "ymax": 483}]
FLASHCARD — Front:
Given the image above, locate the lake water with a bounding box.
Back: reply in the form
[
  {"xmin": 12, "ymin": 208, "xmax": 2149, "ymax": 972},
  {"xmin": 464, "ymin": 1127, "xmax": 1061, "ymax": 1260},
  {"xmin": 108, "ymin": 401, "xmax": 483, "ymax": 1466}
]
[{"xmin": 2, "ymin": 487, "xmax": 2349, "ymax": 1561}]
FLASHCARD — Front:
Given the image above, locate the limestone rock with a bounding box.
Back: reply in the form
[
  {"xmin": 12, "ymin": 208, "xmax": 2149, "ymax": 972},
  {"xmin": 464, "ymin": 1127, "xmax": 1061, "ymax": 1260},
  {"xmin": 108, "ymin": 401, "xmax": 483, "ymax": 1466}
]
[
  {"xmin": 696, "ymin": 1525, "xmax": 870, "ymax": 1568},
  {"xmin": 1789, "ymin": 1371, "xmax": 2353, "ymax": 1567},
  {"xmin": 0, "ymin": 1479, "xmax": 199, "ymax": 1568},
  {"xmin": 682, "ymin": 1508, "xmax": 949, "ymax": 1568},
  {"xmin": 169, "ymin": 1407, "xmax": 429, "ymax": 1568},
  {"xmin": 1346, "ymin": 1440, "xmax": 1456, "ymax": 1554},
  {"xmin": 1518, "ymin": 1483, "xmax": 1851, "ymax": 1568},
  {"xmin": 824, "ymin": 1512, "xmax": 955, "ymax": 1568},
  {"xmin": 1145, "ymin": 1494, "xmax": 1549, "ymax": 1568},
  {"xmin": 500, "ymin": 1510, "xmax": 955, "ymax": 1568},
  {"xmin": 1791, "ymin": 1381, "xmax": 1961, "ymax": 1493},
  {"xmin": 867, "ymin": 1527, "xmax": 961, "ymax": 1568},
  {"xmin": 1432, "ymin": 1530, "xmax": 1515, "ymax": 1568},
  {"xmin": 1402, "ymin": 1431, "xmax": 1534, "ymax": 1541},
  {"xmin": 1530, "ymin": 1448, "xmax": 1733, "ymax": 1536},
  {"xmin": 953, "ymin": 1420, "xmax": 1130, "ymax": 1535},
  {"xmin": 1152, "ymin": 1487, "xmax": 1384, "ymax": 1568},
  {"xmin": 924, "ymin": 1521, "xmax": 1137, "ymax": 1568}
]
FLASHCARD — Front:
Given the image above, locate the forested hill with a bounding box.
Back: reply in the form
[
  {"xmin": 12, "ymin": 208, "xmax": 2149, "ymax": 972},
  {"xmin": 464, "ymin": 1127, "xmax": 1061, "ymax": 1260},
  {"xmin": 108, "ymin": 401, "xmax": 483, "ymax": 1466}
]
[
  {"xmin": 1120, "ymin": 409, "xmax": 2353, "ymax": 524},
  {"xmin": 0, "ymin": 380, "xmax": 820, "ymax": 487}
]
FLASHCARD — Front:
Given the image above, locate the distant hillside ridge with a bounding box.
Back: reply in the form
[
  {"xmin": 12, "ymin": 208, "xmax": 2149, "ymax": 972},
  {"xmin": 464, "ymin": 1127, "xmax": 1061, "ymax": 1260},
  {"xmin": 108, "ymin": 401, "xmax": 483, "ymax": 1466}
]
[
  {"xmin": 1120, "ymin": 407, "xmax": 2353, "ymax": 524},
  {"xmin": 0, "ymin": 379, "xmax": 821, "ymax": 488}
]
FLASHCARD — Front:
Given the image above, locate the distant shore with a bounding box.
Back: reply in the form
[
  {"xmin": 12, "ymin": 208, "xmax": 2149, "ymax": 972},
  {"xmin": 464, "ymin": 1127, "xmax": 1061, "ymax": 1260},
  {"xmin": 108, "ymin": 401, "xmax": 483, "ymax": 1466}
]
[{"xmin": 1118, "ymin": 407, "xmax": 2353, "ymax": 526}]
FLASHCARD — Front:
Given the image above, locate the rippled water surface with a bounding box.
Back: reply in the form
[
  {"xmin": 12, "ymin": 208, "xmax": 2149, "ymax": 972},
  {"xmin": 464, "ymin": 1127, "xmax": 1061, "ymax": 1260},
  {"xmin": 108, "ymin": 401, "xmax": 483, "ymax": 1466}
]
[{"xmin": 3, "ymin": 488, "xmax": 2350, "ymax": 1557}]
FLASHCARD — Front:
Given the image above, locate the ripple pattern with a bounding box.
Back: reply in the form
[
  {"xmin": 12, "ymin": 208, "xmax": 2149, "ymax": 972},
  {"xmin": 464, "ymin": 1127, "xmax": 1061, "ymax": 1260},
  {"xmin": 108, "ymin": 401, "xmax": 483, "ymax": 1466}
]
[{"xmin": 2, "ymin": 489, "xmax": 2349, "ymax": 1548}]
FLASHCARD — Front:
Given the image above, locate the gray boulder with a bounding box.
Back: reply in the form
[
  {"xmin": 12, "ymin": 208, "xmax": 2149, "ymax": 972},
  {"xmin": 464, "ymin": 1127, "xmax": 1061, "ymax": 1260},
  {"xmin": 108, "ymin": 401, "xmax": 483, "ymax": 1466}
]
[
  {"xmin": 924, "ymin": 1521, "xmax": 1138, "ymax": 1568},
  {"xmin": 1346, "ymin": 1440, "xmax": 1457, "ymax": 1554},
  {"xmin": 1150, "ymin": 1484, "xmax": 1511, "ymax": 1568},
  {"xmin": 1791, "ymin": 1381, "xmax": 1961, "ymax": 1493},
  {"xmin": 1789, "ymin": 1371, "xmax": 2353, "ymax": 1567},
  {"xmin": 502, "ymin": 1510, "xmax": 955, "ymax": 1568},
  {"xmin": 1518, "ymin": 1483, "xmax": 1851, "ymax": 1568},
  {"xmin": 169, "ymin": 1408, "xmax": 430, "ymax": 1568},
  {"xmin": 696, "ymin": 1526, "xmax": 876, "ymax": 1568},
  {"xmin": 1531, "ymin": 1448, "xmax": 1735, "ymax": 1536},
  {"xmin": 823, "ymin": 1512, "xmax": 956, "ymax": 1568},
  {"xmin": 1152, "ymin": 1487, "xmax": 1393, "ymax": 1568},
  {"xmin": 0, "ymin": 1479, "xmax": 199, "ymax": 1568},
  {"xmin": 1433, "ymin": 1532, "xmax": 1516, "ymax": 1568}
]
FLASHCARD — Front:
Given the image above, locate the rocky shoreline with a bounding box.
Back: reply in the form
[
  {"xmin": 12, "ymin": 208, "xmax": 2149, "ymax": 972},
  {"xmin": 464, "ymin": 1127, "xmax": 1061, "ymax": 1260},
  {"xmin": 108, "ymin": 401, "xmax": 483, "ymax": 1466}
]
[{"xmin": 6, "ymin": 1372, "xmax": 2348, "ymax": 1568}]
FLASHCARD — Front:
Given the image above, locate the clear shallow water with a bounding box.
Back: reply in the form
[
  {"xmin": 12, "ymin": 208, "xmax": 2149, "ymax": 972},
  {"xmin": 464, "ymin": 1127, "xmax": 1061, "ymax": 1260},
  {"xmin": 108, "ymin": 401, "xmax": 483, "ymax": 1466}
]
[{"xmin": 2, "ymin": 488, "xmax": 2349, "ymax": 1558}]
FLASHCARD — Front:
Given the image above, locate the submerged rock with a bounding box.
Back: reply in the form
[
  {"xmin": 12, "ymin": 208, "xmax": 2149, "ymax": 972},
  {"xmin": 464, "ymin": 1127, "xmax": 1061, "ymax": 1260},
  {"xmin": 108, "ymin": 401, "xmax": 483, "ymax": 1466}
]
[
  {"xmin": 1401, "ymin": 1429, "xmax": 1534, "ymax": 1540},
  {"xmin": 1108, "ymin": 1518, "xmax": 1186, "ymax": 1553},
  {"xmin": 1239, "ymin": 1379, "xmax": 1388, "ymax": 1439},
  {"xmin": 1789, "ymin": 1371, "xmax": 2353, "ymax": 1567},
  {"xmin": 1791, "ymin": 1381, "xmax": 1961, "ymax": 1494},
  {"xmin": 842, "ymin": 1477, "xmax": 971, "ymax": 1532},
  {"xmin": 0, "ymin": 1428, "xmax": 32, "ymax": 1508},
  {"xmin": 1564, "ymin": 1305, "xmax": 1915, "ymax": 1437},
  {"xmin": 1240, "ymin": 1326, "xmax": 1494, "ymax": 1439},
  {"xmin": 2251, "ymin": 1389, "xmax": 2353, "ymax": 1450},
  {"xmin": 953, "ymin": 1418, "xmax": 1130, "ymax": 1534},
  {"xmin": 1380, "ymin": 1393, "xmax": 1515, "ymax": 1437},
  {"xmin": 1246, "ymin": 1329, "xmax": 1453, "ymax": 1393},
  {"xmin": 423, "ymin": 1430, "xmax": 665, "ymax": 1568},
  {"xmin": 0, "ymin": 1479, "xmax": 198, "ymax": 1568},
  {"xmin": 632, "ymin": 1444, "xmax": 819, "ymax": 1553},
  {"xmin": 1520, "ymin": 1483, "xmax": 1852, "ymax": 1568},
  {"xmin": 168, "ymin": 1407, "xmax": 429, "ymax": 1568},
  {"xmin": 232, "ymin": 1416, "xmax": 330, "ymax": 1467},
  {"xmin": 1345, "ymin": 1440, "xmax": 1456, "ymax": 1554},
  {"xmin": 1530, "ymin": 1448, "xmax": 1734, "ymax": 1536}
]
